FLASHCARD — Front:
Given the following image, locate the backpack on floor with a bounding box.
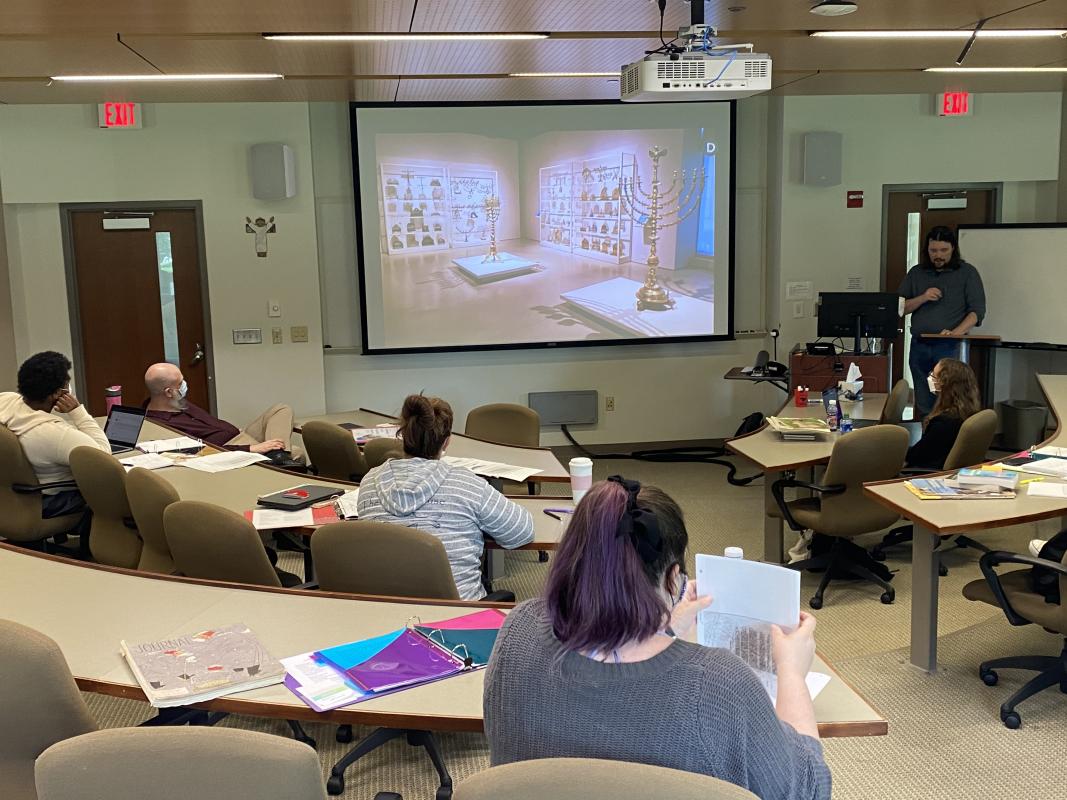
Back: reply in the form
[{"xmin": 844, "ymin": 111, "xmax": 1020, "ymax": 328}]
[
  {"xmin": 1031, "ymin": 529, "xmax": 1067, "ymax": 605},
  {"xmin": 734, "ymin": 412, "xmax": 765, "ymax": 437}
]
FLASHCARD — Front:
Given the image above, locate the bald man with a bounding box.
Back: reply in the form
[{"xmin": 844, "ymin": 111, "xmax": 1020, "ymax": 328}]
[{"xmin": 144, "ymin": 363, "xmax": 295, "ymax": 457}]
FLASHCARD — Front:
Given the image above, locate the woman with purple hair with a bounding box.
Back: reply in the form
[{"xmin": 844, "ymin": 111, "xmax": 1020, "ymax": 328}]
[{"xmin": 483, "ymin": 476, "xmax": 831, "ymax": 800}]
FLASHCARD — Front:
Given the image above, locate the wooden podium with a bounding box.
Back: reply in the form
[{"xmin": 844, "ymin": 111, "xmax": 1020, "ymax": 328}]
[
  {"xmin": 919, "ymin": 333, "xmax": 1001, "ymax": 363},
  {"xmin": 788, "ymin": 351, "xmax": 890, "ymax": 392}
]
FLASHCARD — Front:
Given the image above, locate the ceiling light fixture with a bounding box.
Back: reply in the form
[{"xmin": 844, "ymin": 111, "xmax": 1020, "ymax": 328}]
[
  {"xmin": 924, "ymin": 66, "xmax": 1067, "ymax": 73},
  {"xmin": 812, "ymin": 29, "xmax": 1067, "ymax": 39},
  {"xmin": 264, "ymin": 33, "xmax": 548, "ymax": 42},
  {"xmin": 51, "ymin": 73, "xmax": 283, "ymax": 82},
  {"xmin": 509, "ymin": 72, "xmax": 618, "ymax": 78},
  {"xmin": 809, "ymin": 1, "xmax": 858, "ymax": 16}
]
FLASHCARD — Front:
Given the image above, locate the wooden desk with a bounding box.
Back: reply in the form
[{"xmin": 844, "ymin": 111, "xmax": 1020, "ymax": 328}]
[
  {"xmin": 789, "ymin": 352, "xmax": 889, "ymax": 393},
  {"xmin": 864, "ymin": 373, "xmax": 1067, "ymax": 673},
  {"xmin": 297, "ymin": 409, "xmax": 569, "ymax": 484},
  {"xmin": 727, "ymin": 394, "xmax": 888, "ymax": 563},
  {"xmin": 0, "ymin": 545, "xmax": 886, "ymax": 737},
  {"xmin": 919, "ymin": 332, "xmax": 1001, "ymax": 364}
]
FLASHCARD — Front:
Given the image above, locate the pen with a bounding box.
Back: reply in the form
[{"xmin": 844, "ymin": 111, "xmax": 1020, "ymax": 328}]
[{"xmin": 542, "ymin": 508, "xmax": 574, "ymax": 520}]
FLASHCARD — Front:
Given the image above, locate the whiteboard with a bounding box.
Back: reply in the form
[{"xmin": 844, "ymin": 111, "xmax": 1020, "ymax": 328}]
[{"xmin": 956, "ymin": 225, "xmax": 1067, "ymax": 346}]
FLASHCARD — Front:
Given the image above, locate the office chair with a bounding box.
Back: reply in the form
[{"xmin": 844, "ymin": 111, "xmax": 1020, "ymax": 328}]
[
  {"xmin": 125, "ymin": 467, "xmax": 180, "ymax": 574},
  {"xmin": 453, "ymin": 758, "xmax": 758, "ymax": 800},
  {"xmin": 34, "ymin": 728, "xmax": 327, "ymax": 800},
  {"xmin": 773, "ymin": 424, "xmax": 909, "ymax": 608},
  {"xmin": 301, "ymin": 420, "xmax": 368, "ymax": 481},
  {"xmin": 962, "ymin": 548, "xmax": 1067, "ymax": 728},
  {"xmin": 871, "ymin": 408, "xmax": 998, "ymax": 570},
  {"xmin": 163, "ymin": 501, "xmax": 303, "ymax": 588},
  {"xmin": 879, "ymin": 379, "xmax": 911, "ymax": 424},
  {"xmin": 0, "ymin": 425, "xmax": 86, "ymax": 552},
  {"xmin": 0, "ymin": 619, "xmax": 97, "ymax": 800},
  {"xmin": 69, "ymin": 446, "xmax": 142, "ymax": 569},
  {"xmin": 363, "ymin": 437, "xmax": 405, "ymax": 470}
]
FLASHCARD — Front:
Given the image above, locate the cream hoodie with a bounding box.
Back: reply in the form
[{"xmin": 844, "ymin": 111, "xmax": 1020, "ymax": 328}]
[{"xmin": 0, "ymin": 392, "xmax": 111, "ymax": 490}]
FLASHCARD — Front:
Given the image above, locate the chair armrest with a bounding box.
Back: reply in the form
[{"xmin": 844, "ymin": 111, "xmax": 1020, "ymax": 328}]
[
  {"xmin": 899, "ymin": 466, "xmax": 937, "ymax": 477},
  {"xmin": 770, "ymin": 477, "xmax": 845, "ymax": 532},
  {"xmin": 978, "ymin": 551, "xmax": 1067, "ymax": 627},
  {"xmin": 12, "ymin": 480, "xmax": 78, "ymax": 494}
]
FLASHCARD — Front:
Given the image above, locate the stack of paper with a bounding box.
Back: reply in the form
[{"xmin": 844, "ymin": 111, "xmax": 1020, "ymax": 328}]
[
  {"xmin": 906, "ymin": 478, "xmax": 1015, "ymax": 500},
  {"xmin": 1012, "ymin": 457, "xmax": 1067, "ymax": 479},
  {"xmin": 177, "ymin": 451, "xmax": 269, "ymax": 473},
  {"xmin": 244, "ymin": 506, "xmax": 341, "ymax": 530},
  {"xmin": 137, "ymin": 436, "xmax": 205, "ymax": 454},
  {"xmin": 344, "ymin": 425, "xmax": 400, "ymax": 444},
  {"xmin": 442, "ymin": 456, "xmax": 542, "ymax": 483},
  {"xmin": 1027, "ymin": 483, "xmax": 1067, "ymax": 499},
  {"xmin": 118, "ymin": 452, "xmax": 175, "ymax": 471}
]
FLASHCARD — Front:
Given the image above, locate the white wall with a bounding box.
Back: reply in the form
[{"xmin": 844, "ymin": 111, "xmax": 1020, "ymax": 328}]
[{"xmin": 0, "ymin": 103, "xmax": 326, "ymax": 422}]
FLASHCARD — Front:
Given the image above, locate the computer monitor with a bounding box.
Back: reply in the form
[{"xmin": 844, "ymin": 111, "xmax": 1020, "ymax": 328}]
[{"xmin": 817, "ymin": 292, "xmax": 902, "ymax": 354}]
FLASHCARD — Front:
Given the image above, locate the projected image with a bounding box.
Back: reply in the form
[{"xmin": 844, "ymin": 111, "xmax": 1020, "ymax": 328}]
[{"xmin": 354, "ymin": 103, "xmax": 732, "ymax": 352}]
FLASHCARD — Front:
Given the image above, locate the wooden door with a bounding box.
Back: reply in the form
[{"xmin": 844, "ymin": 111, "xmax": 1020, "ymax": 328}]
[
  {"xmin": 883, "ymin": 189, "xmax": 996, "ymax": 383},
  {"xmin": 69, "ymin": 209, "xmax": 210, "ymax": 416}
]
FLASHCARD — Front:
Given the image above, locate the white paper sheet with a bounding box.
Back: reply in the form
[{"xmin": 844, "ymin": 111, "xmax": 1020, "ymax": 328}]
[
  {"xmin": 1011, "ymin": 457, "xmax": 1067, "ymax": 478},
  {"xmin": 136, "ymin": 436, "xmax": 204, "ymax": 453},
  {"xmin": 281, "ymin": 652, "xmax": 369, "ymax": 711},
  {"xmin": 1034, "ymin": 446, "xmax": 1067, "ymax": 457},
  {"xmin": 441, "ymin": 456, "xmax": 542, "ymax": 483},
  {"xmin": 348, "ymin": 425, "xmax": 400, "ymax": 444},
  {"xmin": 177, "ymin": 451, "xmax": 269, "ymax": 473},
  {"xmin": 760, "ymin": 671, "xmax": 833, "ymax": 708},
  {"xmin": 251, "ymin": 508, "xmax": 315, "ymax": 530},
  {"xmin": 119, "ymin": 453, "xmax": 175, "ymax": 471},
  {"xmin": 335, "ymin": 489, "xmax": 360, "ymax": 519},
  {"xmin": 1027, "ymin": 482, "xmax": 1067, "ymax": 499}
]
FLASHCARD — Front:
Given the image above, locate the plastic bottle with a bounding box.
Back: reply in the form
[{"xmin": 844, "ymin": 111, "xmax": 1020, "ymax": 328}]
[
  {"xmin": 826, "ymin": 399, "xmax": 839, "ymax": 431},
  {"xmin": 840, "ymin": 413, "xmax": 853, "ymax": 434},
  {"xmin": 724, "ymin": 546, "xmax": 744, "ymax": 559}
]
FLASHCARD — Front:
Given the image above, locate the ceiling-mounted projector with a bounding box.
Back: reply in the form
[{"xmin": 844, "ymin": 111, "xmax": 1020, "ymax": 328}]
[{"xmin": 621, "ymin": 50, "xmax": 772, "ymax": 102}]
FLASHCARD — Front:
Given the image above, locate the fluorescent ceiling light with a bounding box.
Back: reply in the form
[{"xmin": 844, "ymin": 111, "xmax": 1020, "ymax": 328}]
[
  {"xmin": 925, "ymin": 67, "xmax": 1067, "ymax": 73},
  {"xmin": 510, "ymin": 72, "xmax": 618, "ymax": 78},
  {"xmin": 52, "ymin": 73, "xmax": 283, "ymax": 82},
  {"xmin": 265, "ymin": 33, "xmax": 548, "ymax": 41},
  {"xmin": 812, "ymin": 29, "xmax": 1067, "ymax": 39}
]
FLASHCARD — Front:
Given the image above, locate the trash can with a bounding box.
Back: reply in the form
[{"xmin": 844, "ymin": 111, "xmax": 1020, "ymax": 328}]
[{"xmin": 998, "ymin": 400, "xmax": 1048, "ymax": 451}]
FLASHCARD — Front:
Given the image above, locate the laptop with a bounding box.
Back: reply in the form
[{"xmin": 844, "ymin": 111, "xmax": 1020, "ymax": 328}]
[
  {"xmin": 257, "ymin": 484, "xmax": 346, "ymax": 511},
  {"xmin": 104, "ymin": 405, "xmax": 146, "ymax": 455}
]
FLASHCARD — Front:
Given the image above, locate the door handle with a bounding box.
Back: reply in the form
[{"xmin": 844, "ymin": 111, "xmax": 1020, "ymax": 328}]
[{"xmin": 189, "ymin": 343, "xmax": 205, "ymax": 366}]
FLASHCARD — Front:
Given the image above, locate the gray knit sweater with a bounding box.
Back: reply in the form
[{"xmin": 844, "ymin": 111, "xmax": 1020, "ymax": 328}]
[{"xmin": 484, "ymin": 599, "xmax": 832, "ymax": 800}]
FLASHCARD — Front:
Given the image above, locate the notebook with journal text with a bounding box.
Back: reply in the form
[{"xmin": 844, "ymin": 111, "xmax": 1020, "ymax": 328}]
[{"xmin": 104, "ymin": 405, "xmax": 146, "ymax": 455}]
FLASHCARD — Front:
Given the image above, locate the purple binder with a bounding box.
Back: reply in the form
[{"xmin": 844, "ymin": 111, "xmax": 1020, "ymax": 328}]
[{"xmin": 345, "ymin": 628, "xmax": 464, "ymax": 692}]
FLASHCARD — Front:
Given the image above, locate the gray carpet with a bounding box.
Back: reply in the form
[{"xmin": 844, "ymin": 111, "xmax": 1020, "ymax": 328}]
[{"xmin": 84, "ymin": 455, "xmax": 1066, "ymax": 799}]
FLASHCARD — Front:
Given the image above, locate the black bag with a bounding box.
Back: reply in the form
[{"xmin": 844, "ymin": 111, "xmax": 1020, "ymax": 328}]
[
  {"xmin": 734, "ymin": 412, "xmax": 765, "ymax": 437},
  {"xmin": 1031, "ymin": 529, "xmax": 1067, "ymax": 604}
]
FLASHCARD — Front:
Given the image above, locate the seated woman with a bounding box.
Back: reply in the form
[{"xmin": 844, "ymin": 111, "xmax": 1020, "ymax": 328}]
[
  {"xmin": 905, "ymin": 357, "xmax": 981, "ymax": 470},
  {"xmin": 355, "ymin": 394, "xmax": 533, "ymax": 600},
  {"xmin": 484, "ymin": 477, "xmax": 831, "ymax": 800}
]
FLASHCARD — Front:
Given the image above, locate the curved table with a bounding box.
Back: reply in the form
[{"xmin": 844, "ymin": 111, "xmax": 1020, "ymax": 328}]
[
  {"xmin": 0, "ymin": 544, "xmax": 886, "ymax": 737},
  {"xmin": 865, "ymin": 373, "xmax": 1067, "ymax": 672}
]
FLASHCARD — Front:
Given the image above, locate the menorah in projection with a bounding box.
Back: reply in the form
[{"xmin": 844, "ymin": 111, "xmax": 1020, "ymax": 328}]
[{"xmin": 621, "ymin": 145, "xmax": 706, "ymax": 311}]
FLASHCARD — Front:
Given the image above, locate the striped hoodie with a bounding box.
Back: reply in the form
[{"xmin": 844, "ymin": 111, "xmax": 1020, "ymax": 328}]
[{"xmin": 355, "ymin": 457, "xmax": 533, "ymax": 600}]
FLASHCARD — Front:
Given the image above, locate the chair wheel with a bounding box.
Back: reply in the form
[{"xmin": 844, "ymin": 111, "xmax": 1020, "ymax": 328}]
[
  {"xmin": 538, "ymin": 550, "xmax": 549, "ymax": 563},
  {"xmin": 938, "ymin": 563, "xmax": 948, "ymax": 577},
  {"xmin": 808, "ymin": 596, "xmax": 823, "ymax": 610},
  {"xmin": 1001, "ymin": 710, "xmax": 1021, "ymax": 729},
  {"xmin": 336, "ymin": 724, "xmax": 353, "ymax": 743},
  {"xmin": 870, "ymin": 548, "xmax": 887, "ymax": 562},
  {"xmin": 981, "ymin": 668, "xmax": 999, "ymax": 686},
  {"xmin": 880, "ymin": 590, "xmax": 895, "ymax": 605},
  {"xmin": 327, "ymin": 775, "xmax": 345, "ymax": 795}
]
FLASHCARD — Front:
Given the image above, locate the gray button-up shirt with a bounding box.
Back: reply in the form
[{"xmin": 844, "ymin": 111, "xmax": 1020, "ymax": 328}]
[{"xmin": 898, "ymin": 260, "xmax": 986, "ymax": 337}]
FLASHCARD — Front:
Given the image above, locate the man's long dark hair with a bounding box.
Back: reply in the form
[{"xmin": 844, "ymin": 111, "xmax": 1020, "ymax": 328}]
[{"xmin": 921, "ymin": 225, "xmax": 962, "ymax": 269}]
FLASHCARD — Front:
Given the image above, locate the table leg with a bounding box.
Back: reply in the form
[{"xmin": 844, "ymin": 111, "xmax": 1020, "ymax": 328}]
[
  {"xmin": 764, "ymin": 470, "xmax": 783, "ymax": 564},
  {"xmin": 910, "ymin": 522, "xmax": 941, "ymax": 672}
]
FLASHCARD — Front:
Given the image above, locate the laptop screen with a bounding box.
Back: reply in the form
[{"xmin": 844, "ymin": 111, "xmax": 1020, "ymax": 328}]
[{"xmin": 105, "ymin": 405, "xmax": 146, "ymax": 446}]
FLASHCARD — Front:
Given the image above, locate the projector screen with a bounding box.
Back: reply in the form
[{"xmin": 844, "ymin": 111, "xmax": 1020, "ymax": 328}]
[{"xmin": 351, "ymin": 101, "xmax": 735, "ymax": 354}]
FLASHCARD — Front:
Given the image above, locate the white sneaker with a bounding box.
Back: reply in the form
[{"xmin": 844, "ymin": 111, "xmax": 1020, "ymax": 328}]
[
  {"xmin": 1028, "ymin": 539, "xmax": 1047, "ymax": 558},
  {"xmin": 788, "ymin": 531, "xmax": 813, "ymax": 564}
]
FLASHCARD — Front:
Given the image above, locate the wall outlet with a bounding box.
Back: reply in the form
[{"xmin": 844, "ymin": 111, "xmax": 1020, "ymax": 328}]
[
  {"xmin": 271, "ymin": 327, "xmax": 283, "ymax": 344},
  {"xmin": 267, "ymin": 300, "xmax": 282, "ymax": 318},
  {"xmin": 290, "ymin": 325, "xmax": 309, "ymax": 343},
  {"xmin": 605, "ymin": 396, "xmax": 615, "ymax": 412},
  {"xmin": 231, "ymin": 328, "xmax": 262, "ymax": 345},
  {"xmin": 792, "ymin": 301, "xmax": 805, "ymax": 319}
]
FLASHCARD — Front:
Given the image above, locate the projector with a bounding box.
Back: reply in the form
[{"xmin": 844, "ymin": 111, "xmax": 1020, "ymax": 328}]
[{"xmin": 621, "ymin": 51, "xmax": 772, "ymax": 103}]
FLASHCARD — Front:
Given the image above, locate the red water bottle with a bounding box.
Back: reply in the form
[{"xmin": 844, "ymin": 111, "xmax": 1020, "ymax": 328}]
[{"xmin": 105, "ymin": 385, "xmax": 122, "ymax": 412}]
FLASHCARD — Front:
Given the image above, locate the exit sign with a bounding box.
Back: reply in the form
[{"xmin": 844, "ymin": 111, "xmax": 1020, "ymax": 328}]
[
  {"xmin": 937, "ymin": 92, "xmax": 972, "ymax": 117},
  {"xmin": 97, "ymin": 102, "xmax": 142, "ymax": 129}
]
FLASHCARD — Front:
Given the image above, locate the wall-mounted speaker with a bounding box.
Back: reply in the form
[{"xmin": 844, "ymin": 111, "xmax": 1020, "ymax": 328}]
[
  {"xmin": 250, "ymin": 143, "xmax": 296, "ymax": 200},
  {"xmin": 802, "ymin": 132, "xmax": 842, "ymax": 187}
]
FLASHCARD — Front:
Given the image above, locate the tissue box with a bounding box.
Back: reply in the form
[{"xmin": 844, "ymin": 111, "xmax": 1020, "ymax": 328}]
[{"xmin": 838, "ymin": 380, "xmax": 864, "ymax": 401}]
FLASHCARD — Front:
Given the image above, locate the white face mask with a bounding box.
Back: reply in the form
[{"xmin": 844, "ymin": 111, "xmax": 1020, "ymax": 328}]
[
  {"xmin": 927, "ymin": 375, "xmax": 938, "ymax": 395},
  {"xmin": 169, "ymin": 379, "xmax": 188, "ymax": 404}
]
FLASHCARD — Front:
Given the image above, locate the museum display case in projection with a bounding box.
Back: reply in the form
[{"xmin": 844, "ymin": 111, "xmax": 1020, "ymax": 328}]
[
  {"xmin": 539, "ymin": 163, "xmax": 574, "ymax": 253},
  {"xmin": 450, "ymin": 169, "xmax": 498, "ymax": 245}
]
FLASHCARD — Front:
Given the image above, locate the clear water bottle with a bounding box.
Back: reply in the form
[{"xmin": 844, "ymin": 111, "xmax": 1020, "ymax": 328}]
[
  {"xmin": 826, "ymin": 399, "xmax": 839, "ymax": 431},
  {"xmin": 724, "ymin": 546, "xmax": 744, "ymax": 559},
  {"xmin": 840, "ymin": 413, "xmax": 853, "ymax": 434}
]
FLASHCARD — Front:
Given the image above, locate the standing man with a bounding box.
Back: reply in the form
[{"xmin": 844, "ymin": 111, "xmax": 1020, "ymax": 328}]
[{"xmin": 898, "ymin": 226, "xmax": 986, "ymax": 418}]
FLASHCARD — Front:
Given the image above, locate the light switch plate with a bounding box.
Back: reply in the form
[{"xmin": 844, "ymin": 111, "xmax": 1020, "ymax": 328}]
[
  {"xmin": 271, "ymin": 327, "xmax": 283, "ymax": 344},
  {"xmin": 268, "ymin": 300, "xmax": 282, "ymax": 318},
  {"xmin": 290, "ymin": 325, "xmax": 309, "ymax": 343},
  {"xmin": 232, "ymin": 328, "xmax": 262, "ymax": 345}
]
